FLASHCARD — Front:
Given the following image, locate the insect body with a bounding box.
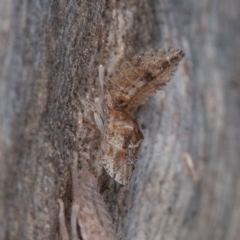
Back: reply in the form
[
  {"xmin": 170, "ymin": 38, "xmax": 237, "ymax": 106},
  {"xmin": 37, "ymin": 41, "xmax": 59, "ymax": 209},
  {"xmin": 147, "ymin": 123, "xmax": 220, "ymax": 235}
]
[
  {"xmin": 102, "ymin": 107, "xmax": 143, "ymax": 185},
  {"xmin": 98, "ymin": 48, "xmax": 184, "ymax": 185}
]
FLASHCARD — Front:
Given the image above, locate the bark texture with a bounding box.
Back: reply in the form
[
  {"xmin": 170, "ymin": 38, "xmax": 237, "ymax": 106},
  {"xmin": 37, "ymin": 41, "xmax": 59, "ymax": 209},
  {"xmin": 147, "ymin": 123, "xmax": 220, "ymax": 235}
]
[{"xmin": 0, "ymin": 0, "xmax": 239, "ymax": 240}]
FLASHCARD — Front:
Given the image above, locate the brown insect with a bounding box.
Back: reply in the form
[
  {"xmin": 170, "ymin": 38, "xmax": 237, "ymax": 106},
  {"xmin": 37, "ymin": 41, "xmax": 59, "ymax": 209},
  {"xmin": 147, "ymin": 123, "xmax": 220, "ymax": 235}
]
[{"xmin": 95, "ymin": 48, "xmax": 184, "ymax": 185}]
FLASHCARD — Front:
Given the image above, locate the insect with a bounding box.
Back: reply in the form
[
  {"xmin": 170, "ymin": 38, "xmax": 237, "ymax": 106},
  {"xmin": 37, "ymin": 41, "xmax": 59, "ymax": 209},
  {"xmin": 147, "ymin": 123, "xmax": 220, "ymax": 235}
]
[
  {"xmin": 95, "ymin": 48, "xmax": 184, "ymax": 185},
  {"xmin": 58, "ymin": 153, "xmax": 119, "ymax": 240},
  {"xmin": 58, "ymin": 48, "xmax": 184, "ymax": 239}
]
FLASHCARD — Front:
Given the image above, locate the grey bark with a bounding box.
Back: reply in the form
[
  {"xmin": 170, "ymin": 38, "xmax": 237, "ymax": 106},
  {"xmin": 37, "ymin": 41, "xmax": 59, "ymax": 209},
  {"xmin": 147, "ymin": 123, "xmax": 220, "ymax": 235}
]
[{"xmin": 0, "ymin": 0, "xmax": 239, "ymax": 240}]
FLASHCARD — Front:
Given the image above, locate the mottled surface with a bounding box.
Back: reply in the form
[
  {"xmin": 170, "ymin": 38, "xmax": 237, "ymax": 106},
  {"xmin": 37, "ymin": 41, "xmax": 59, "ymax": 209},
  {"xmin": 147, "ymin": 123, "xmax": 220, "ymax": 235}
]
[
  {"xmin": 0, "ymin": 0, "xmax": 239, "ymax": 240},
  {"xmin": 58, "ymin": 154, "xmax": 118, "ymax": 240},
  {"xmin": 103, "ymin": 49, "xmax": 184, "ymax": 185},
  {"xmin": 107, "ymin": 49, "xmax": 184, "ymax": 111}
]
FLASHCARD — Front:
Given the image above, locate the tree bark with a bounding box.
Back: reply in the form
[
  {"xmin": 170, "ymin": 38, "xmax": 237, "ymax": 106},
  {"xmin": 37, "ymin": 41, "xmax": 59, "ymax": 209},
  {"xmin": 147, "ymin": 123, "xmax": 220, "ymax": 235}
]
[{"xmin": 0, "ymin": 0, "xmax": 239, "ymax": 240}]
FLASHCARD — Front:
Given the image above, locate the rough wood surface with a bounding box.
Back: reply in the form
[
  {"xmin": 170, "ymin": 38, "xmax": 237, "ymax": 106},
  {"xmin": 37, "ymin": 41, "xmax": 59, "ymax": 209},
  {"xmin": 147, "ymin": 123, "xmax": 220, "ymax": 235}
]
[{"xmin": 0, "ymin": 0, "xmax": 239, "ymax": 240}]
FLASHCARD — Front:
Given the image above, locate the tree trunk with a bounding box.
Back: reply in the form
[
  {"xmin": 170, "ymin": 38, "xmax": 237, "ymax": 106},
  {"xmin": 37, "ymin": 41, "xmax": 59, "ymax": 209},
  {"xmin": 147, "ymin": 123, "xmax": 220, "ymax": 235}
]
[{"xmin": 0, "ymin": 0, "xmax": 239, "ymax": 240}]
